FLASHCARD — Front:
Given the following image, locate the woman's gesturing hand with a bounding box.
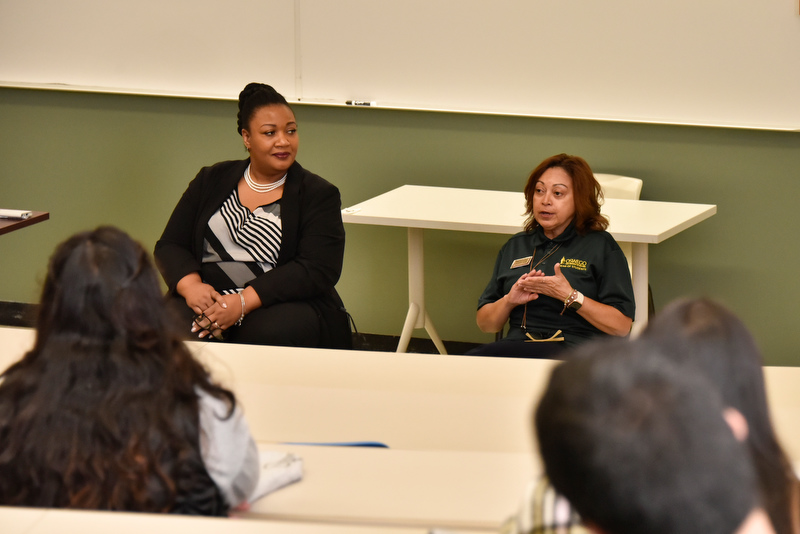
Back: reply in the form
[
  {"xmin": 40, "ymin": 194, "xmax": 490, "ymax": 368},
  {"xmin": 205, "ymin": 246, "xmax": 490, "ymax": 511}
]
[
  {"xmin": 507, "ymin": 270, "xmax": 545, "ymax": 306},
  {"xmin": 517, "ymin": 263, "xmax": 573, "ymax": 302}
]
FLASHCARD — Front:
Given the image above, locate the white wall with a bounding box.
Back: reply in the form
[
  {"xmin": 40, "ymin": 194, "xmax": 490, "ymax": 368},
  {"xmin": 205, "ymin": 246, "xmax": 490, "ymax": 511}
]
[{"xmin": 2, "ymin": 0, "xmax": 798, "ymax": 129}]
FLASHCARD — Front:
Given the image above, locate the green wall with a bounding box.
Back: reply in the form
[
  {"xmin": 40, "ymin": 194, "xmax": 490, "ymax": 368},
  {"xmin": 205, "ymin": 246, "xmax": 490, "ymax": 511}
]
[{"xmin": 1, "ymin": 87, "xmax": 798, "ymax": 364}]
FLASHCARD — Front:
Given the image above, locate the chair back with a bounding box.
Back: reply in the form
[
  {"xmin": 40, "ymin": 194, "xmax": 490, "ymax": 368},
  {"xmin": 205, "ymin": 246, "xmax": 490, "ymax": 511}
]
[
  {"xmin": 594, "ymin": 173, "xmax": 644, "ymax": 274},
  {"xmin": 594, "ymin": 173, "xmax": 643, "ymax": 200}
]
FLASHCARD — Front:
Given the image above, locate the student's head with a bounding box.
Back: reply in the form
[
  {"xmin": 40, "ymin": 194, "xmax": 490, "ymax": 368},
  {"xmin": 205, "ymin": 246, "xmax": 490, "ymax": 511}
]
[
  {"xmin": 535, "ymin": 338, "xmax": 757, "ymax": 534},
  {"xmin": 642, "ymin": 297, "xmax": 768, "ymax": 435},
  {"xmin": 36, "ymin": 225, "xmax": 167, "ymax": 347},
  {"xmin": 0, "ymin": 226, "xmax": 232, "ymax": 512},
  {"xmin": 523, "ymin": 153, "xmax": 608, "ymax": 235},
  {"xmin": 642, "ymin": 297, "xmax": 798, "ymax": 534}
]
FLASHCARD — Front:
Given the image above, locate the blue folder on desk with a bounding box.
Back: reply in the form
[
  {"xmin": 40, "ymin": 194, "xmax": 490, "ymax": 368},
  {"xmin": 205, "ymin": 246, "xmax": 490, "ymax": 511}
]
[{"xmin": 282, "ymin": 441, "xmax": 389, "ymax": 448}]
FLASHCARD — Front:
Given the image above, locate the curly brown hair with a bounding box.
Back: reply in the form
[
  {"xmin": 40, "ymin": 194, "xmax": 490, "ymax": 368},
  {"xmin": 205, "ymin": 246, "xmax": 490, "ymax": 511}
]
[{"xmin": 0, "ymin": 226, "xmax": 235, "ymax": 514}]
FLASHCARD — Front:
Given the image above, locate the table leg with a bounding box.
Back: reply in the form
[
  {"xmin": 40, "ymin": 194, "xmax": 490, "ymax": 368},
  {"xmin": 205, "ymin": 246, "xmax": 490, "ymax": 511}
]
[
  {"xmin": 396, "ymin": 228, "xmax": 448, "ymax": 354},
  {"xmin": 423, "ymin": 312, "xmax": 448, "ymax": 354},
  {"xmin": 630, "ymin": 242, "xmax": 649, "ymax": 337},
  {"xmin": 397, "ymin": 303, "xmax": 420, "ymax": 353}
]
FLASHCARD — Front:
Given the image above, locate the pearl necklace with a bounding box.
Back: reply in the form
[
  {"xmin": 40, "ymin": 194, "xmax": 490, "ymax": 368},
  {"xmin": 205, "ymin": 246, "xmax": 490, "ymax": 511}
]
[{"xmin": 244, "ymin": 164, "xmax": 286, "ymax": 193}]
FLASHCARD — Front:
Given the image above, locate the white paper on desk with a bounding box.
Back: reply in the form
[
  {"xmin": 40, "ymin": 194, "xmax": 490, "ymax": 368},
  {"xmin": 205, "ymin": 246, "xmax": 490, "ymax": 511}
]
[
  {"xmin": 0, "ymin": 209, "xmax": 32, "ymax": 219},
  {"xmin": 249, "ymin": 449, "xmax": 303, "ymax": 503}
]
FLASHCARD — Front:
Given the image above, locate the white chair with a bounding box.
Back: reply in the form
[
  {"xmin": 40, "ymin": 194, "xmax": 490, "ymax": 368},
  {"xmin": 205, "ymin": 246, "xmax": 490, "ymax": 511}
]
[
  {"xmin": 594, "ymin": 173, "xmax": 643, "ymax": 202},
  {"xmin": 594, "ymin": 173, "xmax": 643, "ymax": 273},
  {"xmin": 595, "ymin": 173, "xmax": 652, "ymax": 326}
]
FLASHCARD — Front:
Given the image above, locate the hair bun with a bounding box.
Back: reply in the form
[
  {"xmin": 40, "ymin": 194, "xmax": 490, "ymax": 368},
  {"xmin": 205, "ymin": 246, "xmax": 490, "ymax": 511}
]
[
  {"xmin": 238, "ymin": 83, "xmax": 278, "ymax": 107},
  {"xmin": 236, "ymin": 83, "xmax": 291, "ymax": 134}
]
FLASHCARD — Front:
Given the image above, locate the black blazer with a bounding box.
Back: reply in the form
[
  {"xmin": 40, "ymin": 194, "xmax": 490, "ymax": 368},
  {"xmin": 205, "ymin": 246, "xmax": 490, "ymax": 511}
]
[{"xmin": 154, "ymin": 159, "xmax": 350, "ymax": 347}]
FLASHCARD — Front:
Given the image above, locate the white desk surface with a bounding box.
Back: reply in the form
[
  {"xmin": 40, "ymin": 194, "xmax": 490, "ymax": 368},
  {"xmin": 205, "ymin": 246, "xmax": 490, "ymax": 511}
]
[
  {"xmin": 3, "ymin": 326, "xmax": 800, "ymax": 532},
  {"xmin": 0, "ymin": 326, "xmax": 555, "ymax": 454},
  {"xmin": 0, "ymin": 506, "xmax": 436, "ymax": 534},
  {"xmin": 341, "ymin": 184, "xmax": 717, "ymax": 243},
  {"xmin": 0, "ymin": 327, "xmax": 800, "ymax": 462},
  {"xmin": 245, "ymin": 444, "xmax": 533, "ymax": 531},
  {"xmin": 3, "ymin": 326, "xmax": 799, "ymax": 459}
]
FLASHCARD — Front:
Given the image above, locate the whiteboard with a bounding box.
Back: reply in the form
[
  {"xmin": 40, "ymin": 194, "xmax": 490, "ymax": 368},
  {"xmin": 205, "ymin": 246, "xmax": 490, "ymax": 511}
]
[
  {"xmin": 0, "ymin": 0, "xmax": 296, "ymax": 99},
  {"xmin": 1, "ymin": 0, "xmax": 799, "ymax": 130}
]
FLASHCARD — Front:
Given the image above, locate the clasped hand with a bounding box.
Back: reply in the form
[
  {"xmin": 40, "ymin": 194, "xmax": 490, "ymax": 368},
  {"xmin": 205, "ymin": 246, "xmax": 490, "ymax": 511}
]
[
  {"xmin": 183, "ymin": 281, "xmax": 240, "ymax": 339},
  {"xmin": 510, "ymin": 263, "xmax": 573, "ymax": 306}
]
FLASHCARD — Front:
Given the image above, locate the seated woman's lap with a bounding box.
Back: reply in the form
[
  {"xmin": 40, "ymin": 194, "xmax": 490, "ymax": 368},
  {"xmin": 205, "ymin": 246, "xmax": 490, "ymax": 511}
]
[
  {"xmin": 165, "ymin": 294, "xmax": 321, "ymax": 347},
  {"xmin": 228, "ymin": 301, "xmax": 320, "ymax": 347},
  {"xmin": 466, "ymin": 339, "xmax": 567, "ymax": 359}
]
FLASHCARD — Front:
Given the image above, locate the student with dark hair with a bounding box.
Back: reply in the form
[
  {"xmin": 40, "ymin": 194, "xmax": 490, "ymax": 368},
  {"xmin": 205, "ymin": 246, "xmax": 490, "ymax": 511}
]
[
  {"xmin": 0, "ymin": 226, "xmax": 258, "ymax": 514},
  {"xmin": 643, "ymin": 298, "xmax": 800, "ymax": 534},
  {"xmin": 471, "ymin": 153, "xmax": 634, "ymax": 358},
  {"xmin": 535, "ymin": 338, "xmax": 774, "ymax": 534},
  {"xmin": 155, "ymin": 82, "xmax": 350, "ymax": 348},
  {"xmin": 501, "ymin": 297, "xmax": 797, "ymax": 534}
]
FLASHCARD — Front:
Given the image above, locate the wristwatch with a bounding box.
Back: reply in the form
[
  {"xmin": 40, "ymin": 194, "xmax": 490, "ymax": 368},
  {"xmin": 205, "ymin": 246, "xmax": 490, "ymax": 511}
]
[
  {"xmin": 561, "ymin": 289, "xmax": 584, "ymax": 315},
  {"xmin": 569, "ymin": 290, "xmax": 584, "ymax": 310}
]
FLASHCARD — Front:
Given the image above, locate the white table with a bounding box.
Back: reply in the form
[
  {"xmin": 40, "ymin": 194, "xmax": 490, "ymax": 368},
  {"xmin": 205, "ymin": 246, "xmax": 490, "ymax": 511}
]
[
  {"xmin": 342, "ymin": 185, "xmax": 717, "ymax": 353},
  {"xmin": 0, "ymin": 326, "xmax": 554, "ymax": 454},
  {"xmin": 0, "ymin": 505, "xmax": 434, "ymax": 534},
  {"xmin": 243, "ymin": 444, "xmax": 534, "ymax": 532},
  {"xmin": 0, "ymin": 327, "xmax": 538, "ymax": 532},
  {"xmin": 4, "ymin": 327, "xmax": 800, "ymax": 532}
]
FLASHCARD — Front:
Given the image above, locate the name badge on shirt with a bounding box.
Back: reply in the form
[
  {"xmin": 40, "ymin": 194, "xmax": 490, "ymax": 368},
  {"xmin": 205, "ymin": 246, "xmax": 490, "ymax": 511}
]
[{"xmin": 510, "ymin": 256, "xmax": 532, "ymax": 269}]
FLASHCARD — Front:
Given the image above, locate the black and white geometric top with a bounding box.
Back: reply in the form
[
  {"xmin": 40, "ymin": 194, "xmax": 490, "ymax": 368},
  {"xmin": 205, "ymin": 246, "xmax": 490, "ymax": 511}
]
[{"xmin": 201, "ymin": 188, "xmax": 281, "ymax": 294}]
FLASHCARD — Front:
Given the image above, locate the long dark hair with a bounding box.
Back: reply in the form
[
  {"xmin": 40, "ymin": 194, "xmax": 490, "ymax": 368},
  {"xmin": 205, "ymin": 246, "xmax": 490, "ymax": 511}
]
[
  {"xmin": 523, "ymin": 153, "xmax": 608, "ymax": 235},
  {"xmin": 643, "ymin": 297, "xmax": 800, "ymax": 534},
  {"xmin": 0, "ymin": 226, "xmax": 234, "ymax": 514}
]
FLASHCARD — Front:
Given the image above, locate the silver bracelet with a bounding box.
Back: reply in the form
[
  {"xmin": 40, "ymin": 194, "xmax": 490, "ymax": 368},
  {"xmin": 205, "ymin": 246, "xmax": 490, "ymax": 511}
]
[{"xmin": 236, "ymin": 291, "xmax": 246, "ymax": 326}]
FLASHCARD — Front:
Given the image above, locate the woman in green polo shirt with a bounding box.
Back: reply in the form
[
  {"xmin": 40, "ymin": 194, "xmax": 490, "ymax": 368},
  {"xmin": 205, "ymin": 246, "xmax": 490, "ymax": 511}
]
[{"xmin": 470, "ymin": 153, "xmax": 635, "ymax": 358}]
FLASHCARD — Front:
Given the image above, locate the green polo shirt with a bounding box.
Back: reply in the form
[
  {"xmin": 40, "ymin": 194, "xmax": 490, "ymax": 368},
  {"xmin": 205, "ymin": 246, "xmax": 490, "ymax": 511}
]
[{"xmin": 477, "ymin": 223, "xmax": 635, "ymax": 347}]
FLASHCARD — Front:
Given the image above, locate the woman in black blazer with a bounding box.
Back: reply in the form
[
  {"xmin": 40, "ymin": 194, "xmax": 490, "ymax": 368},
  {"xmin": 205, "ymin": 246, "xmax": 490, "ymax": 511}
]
[{"xmin": 155, "ymin": 83, "xmax": 349, "ymax": 348}]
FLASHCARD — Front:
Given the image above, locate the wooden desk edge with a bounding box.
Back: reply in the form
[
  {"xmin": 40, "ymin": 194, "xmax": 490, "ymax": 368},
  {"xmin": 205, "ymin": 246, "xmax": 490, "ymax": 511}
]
[{"xmin": 0, "ymin": 211, "xmax": 50, "ymax": 236}]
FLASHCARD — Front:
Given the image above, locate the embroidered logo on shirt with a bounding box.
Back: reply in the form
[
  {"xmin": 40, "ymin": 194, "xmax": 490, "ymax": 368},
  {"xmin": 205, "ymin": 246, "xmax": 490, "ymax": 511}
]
[
  {"xmin": 559, "ymin": 257, "xmax": 587, "ymax": 271},
  {"xmin": 510, "ymin": 256, "xmax": 532, "ymax": 269}
]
